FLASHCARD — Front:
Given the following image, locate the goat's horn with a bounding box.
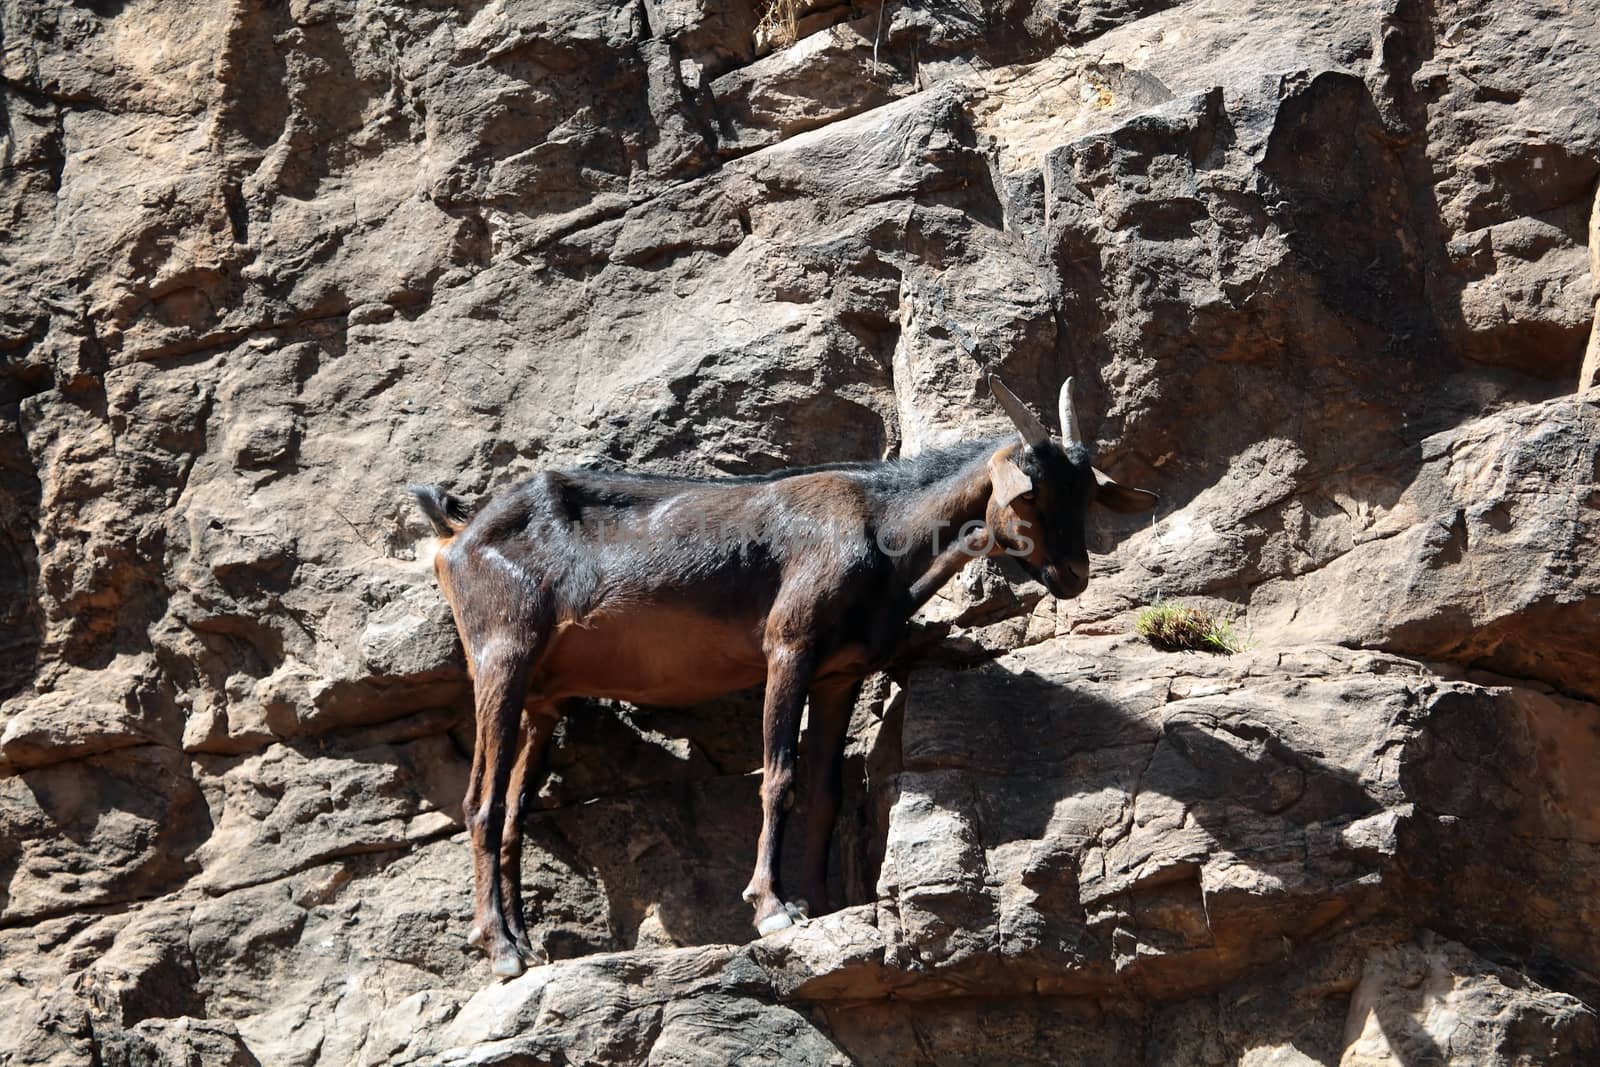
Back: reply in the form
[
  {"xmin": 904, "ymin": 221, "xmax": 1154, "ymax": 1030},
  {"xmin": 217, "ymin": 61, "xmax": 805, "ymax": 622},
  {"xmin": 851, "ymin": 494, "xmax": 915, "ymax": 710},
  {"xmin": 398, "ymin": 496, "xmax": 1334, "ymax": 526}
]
[
  {"xmin": 1058, "ymin": 377, "xmax": 1083, "ymax": 448},
  {"xmin": 988, "ymin": 375, "xmax": 1049, "ymax": 448}
]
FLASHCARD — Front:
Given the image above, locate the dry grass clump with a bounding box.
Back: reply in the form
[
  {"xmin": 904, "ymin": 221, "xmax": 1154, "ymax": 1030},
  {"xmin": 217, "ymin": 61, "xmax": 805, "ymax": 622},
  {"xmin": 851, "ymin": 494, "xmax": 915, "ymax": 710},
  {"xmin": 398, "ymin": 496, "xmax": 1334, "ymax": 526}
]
[
  {"xmin": 1135, "ymin": 599, "xmax": 1249, "ymax": 654},
  {"xmin": 755, "ymin": 0, "xmax": 802, "ymax": 51}
]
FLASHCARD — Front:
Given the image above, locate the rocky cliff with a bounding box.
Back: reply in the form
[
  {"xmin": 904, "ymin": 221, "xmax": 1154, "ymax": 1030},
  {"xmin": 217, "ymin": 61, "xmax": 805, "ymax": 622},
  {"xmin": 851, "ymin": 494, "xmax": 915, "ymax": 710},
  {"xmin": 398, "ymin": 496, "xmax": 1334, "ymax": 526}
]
[{"xmin": 2, "ymin": 1, "xmax": 1599, "ymax": 1064}]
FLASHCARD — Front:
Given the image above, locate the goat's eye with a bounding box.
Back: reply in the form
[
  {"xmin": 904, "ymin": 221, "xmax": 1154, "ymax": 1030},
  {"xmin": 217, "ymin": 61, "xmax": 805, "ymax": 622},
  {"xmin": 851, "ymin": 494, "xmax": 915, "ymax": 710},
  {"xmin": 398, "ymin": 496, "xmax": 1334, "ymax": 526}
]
[{"xmin": 1017, "ymin": 491, "xmax": 1036, "ymax": 502}]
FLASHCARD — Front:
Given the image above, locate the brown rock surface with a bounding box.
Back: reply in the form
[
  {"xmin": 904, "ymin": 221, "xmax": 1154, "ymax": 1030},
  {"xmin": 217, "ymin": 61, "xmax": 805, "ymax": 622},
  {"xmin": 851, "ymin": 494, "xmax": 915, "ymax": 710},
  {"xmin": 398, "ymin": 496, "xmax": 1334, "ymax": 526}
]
[{"xmin": 1, "ymin": 0, "xmax": 1597, "ymax": 1063}]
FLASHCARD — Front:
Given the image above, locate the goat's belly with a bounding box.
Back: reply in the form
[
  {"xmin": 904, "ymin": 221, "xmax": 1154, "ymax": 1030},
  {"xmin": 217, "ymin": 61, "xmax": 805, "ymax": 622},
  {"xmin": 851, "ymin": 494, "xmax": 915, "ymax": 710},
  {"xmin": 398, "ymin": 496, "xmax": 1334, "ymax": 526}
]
[{"xmin": 536, "ymin": 607, "xmax": 767, "ymax": 705}]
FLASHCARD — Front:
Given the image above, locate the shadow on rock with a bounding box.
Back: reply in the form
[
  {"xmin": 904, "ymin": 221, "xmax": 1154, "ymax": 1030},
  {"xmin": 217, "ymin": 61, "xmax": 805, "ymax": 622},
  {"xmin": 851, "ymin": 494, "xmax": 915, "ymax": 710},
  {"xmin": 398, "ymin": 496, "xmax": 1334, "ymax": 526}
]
[{"xmin": 877, "ymin": 642, "xmax": 1410, "ymax": 999}]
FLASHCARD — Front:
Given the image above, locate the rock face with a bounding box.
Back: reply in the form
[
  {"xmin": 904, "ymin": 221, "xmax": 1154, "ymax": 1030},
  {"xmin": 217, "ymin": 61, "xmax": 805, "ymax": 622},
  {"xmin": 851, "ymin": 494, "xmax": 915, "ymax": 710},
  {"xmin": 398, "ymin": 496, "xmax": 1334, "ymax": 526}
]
[{"xmin": 2, "ymin": 1, "xmax": 1597, "ymax": 1064}]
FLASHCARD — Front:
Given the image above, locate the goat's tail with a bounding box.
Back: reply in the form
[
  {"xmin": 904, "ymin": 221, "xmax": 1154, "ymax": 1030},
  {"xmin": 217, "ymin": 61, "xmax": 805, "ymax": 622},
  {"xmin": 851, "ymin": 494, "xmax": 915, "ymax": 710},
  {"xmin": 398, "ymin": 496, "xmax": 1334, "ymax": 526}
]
[{"xmin": 409, "ymin": 484, "xmax": 471, "ymax": 537}]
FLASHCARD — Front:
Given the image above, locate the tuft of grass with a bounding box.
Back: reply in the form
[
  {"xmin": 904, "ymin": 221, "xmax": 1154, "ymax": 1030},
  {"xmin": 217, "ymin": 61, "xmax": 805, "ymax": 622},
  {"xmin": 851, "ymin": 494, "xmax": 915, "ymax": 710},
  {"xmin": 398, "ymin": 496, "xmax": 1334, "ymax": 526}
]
[
  {"xmin": 1135, "ymin": 599, "xmax": 1250, "ymax": 654},
  {"xmin": 754, "ymin": 0, "xmax": 802, "ymax": 50}
]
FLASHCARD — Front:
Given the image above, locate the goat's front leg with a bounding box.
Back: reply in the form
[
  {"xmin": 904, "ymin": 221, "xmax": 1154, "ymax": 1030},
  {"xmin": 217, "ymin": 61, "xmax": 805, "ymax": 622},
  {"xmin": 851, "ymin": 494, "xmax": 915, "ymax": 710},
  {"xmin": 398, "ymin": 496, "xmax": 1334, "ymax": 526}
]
[
  {"xmin": 743, "ymin": 642, "xmax": 816, "ymax": 935},
  {"xmin": 498, "ymin": 702, "xmax": 560, "ymax": 967},
  {"xmin": 798, "ymin": 677, "xmax": 861, "ymax": 918}
]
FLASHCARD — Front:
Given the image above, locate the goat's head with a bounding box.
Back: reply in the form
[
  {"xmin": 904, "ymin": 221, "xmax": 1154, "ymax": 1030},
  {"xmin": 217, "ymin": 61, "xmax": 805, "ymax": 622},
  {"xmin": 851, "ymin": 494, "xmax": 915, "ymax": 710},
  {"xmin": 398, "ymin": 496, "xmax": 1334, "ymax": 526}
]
[{"xmin": 984, "ymin": 375, "xmax": 1157, "ymax": 599}]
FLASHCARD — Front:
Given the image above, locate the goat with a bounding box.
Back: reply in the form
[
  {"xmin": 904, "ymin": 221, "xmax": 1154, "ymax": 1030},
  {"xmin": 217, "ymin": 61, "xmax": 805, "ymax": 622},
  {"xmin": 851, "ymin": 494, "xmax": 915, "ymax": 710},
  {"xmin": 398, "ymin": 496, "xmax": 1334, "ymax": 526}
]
[{"xmin": 411, "ymin": 374, "xmax": 1156, "ymax": 977}]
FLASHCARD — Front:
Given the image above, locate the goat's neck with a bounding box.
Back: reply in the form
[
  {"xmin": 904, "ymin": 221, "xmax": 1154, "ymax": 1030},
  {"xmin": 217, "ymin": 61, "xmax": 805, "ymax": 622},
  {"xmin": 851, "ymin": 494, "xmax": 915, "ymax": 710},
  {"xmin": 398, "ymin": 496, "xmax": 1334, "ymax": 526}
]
[{"xmin": 881, "ymin": 449, "xmax": 997, "ymax": 610}]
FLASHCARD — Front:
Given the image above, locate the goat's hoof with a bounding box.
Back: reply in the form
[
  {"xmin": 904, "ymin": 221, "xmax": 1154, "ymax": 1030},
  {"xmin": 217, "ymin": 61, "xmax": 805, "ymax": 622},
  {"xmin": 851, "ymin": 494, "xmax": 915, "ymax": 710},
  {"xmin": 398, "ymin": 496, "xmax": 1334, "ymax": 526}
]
[
  {"xmin": 791, "ymin": 899, "xmax": 811, "ymax": 920},
  {"xmin": 466, "ymin": 925, "xmax": 484, "ymax": 948},
  {"xmin": 756, "ymin": 910, "xmax": 795, "ymax": 936},
  {"xmin": 522, "ymin": 948, "xmax": 550, "ymax": 970},
  {"xmin": 491, "ymin": 953, "xmax": 526, "ymax": 979}
]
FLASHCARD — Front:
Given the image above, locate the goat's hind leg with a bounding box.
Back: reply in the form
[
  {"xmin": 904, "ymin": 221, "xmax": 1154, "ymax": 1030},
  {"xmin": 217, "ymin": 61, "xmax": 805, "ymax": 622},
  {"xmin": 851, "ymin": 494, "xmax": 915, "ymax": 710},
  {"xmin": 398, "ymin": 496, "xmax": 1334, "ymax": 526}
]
[
  {"xmin": 498, "ymin": 701, "xmax": 560, "ymax": 967},
  {"xmin": 462, "ymin": 637, "xmax": 539, "ymax": 978}
]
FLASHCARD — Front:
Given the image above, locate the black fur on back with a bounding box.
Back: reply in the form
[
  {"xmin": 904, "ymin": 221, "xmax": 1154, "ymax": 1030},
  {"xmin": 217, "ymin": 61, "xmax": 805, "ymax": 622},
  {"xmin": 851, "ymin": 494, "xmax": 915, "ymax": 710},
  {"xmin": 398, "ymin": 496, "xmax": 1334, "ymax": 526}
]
[{"xmin": 555, "ymin": 437, "xmax": 1005, "ymax": 496}]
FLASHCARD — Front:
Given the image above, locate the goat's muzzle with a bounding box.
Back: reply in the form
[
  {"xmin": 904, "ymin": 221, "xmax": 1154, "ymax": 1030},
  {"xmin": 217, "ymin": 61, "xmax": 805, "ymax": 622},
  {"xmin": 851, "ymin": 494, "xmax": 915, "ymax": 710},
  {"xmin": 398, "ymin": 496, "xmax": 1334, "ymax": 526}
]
[{"xmin": 1042, "ymin": 561, "xmax": 1089, "ymax": 600}]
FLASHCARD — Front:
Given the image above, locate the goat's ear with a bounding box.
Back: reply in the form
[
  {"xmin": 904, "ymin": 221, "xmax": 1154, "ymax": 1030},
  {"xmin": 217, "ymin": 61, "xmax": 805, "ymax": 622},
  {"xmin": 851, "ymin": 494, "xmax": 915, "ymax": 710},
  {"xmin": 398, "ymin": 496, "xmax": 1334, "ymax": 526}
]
[
  {"xmin": 988, "ymin": 453, "xmax": 1034, "ymax": 508},
  {"xmin": 1093, "ymin": 468, "xmax": 1158, "ymax": 513}
]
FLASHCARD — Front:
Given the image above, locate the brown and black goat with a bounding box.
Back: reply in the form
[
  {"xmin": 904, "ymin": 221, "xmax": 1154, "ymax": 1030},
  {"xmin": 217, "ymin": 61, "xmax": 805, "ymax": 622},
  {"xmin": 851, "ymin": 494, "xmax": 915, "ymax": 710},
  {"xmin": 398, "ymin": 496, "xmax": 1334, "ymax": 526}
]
[{"xmin": 411, "ymin": 375, "xmax": 1156, "ymax": 977}]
